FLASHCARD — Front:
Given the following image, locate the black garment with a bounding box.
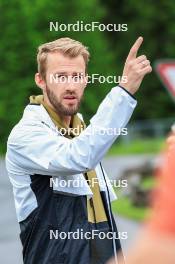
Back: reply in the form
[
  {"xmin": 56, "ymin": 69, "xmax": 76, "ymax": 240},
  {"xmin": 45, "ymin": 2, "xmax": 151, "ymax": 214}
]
[{"xmin": 19, "ymin": 174, "xmax": 123, "ymax": 264}]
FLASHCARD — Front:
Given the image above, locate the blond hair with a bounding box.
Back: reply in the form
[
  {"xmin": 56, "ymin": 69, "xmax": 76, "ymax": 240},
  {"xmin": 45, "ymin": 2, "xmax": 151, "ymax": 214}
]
[{"xmin": 37, "ymin": 37, "xmax": 90, "ymax": 80}]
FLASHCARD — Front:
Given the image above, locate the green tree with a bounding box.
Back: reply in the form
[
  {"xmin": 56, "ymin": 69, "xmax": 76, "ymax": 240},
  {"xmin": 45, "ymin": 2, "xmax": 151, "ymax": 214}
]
[
  {"xmin": 100, "ymin": 0, "xmax": 175, "ymax": 119},
  {"xmin": 0, "ymin": 0, "xmax": 116, "ymax": 154}
]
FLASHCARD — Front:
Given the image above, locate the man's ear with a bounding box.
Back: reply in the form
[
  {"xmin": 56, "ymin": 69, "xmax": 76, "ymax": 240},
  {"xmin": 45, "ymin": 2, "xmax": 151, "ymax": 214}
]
[{"xmin": 35, "ymin": 73, "xmax": 46, "ymax": 91}]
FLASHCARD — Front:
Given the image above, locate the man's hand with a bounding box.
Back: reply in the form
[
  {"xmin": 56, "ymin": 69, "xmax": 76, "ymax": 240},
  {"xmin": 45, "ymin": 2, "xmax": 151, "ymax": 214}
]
[{"xmin": 119, "ymin": 36, "xmax": 152, "ymax": 95}]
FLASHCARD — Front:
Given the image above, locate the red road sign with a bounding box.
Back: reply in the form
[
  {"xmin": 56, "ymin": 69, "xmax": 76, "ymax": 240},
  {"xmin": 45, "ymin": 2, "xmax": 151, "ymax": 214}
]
[{"xmin": 155, "ymin": 60, "xmax": 175, "ymax": 100}]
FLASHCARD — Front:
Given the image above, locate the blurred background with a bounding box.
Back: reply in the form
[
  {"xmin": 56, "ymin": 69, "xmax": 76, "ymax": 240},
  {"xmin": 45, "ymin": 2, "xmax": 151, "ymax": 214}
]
[{"xmin": 0, "ymin": 0, "xmax": 175, "ymax": 263}]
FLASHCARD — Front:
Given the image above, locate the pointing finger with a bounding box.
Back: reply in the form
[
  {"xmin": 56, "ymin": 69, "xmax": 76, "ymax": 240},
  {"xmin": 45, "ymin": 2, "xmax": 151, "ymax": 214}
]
[{"xmin": 126, "ymin": 37, "xmax": 143, "ymax": 62}]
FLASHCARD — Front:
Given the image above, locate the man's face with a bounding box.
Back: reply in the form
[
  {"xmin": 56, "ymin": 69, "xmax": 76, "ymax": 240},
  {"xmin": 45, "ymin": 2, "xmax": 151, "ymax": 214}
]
[{"xmin": 43, "ymin": 52, "xmax": 87, "ymax": 116}]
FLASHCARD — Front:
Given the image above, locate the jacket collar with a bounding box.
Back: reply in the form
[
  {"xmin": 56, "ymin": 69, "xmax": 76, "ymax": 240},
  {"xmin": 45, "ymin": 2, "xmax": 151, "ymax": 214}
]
[
  {"xmin": 23, "ymin": 103, "xmax": 84, "ymax": 135},
  {"xmin": 23, "ymin": 104, "xmax": 57, "ymax": 131}
]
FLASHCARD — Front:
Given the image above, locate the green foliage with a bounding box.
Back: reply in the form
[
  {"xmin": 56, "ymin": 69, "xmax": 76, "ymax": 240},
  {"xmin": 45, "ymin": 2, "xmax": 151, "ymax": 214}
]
[
  {"xmin": 1, "ymin": 1, "xmax": 175, "ymax": 154},
  {"xmin": 100, "ymin": 0, "xmax": 175, "ymax": 120},
  {"xmin": 0, "ymin": 0, "xmax": 116, "ymax": 153}
]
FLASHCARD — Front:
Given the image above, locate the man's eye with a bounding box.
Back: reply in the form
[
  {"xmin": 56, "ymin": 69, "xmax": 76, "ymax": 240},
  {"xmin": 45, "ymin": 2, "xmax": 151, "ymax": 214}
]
[
  {"xmin": 54, "ymin": 75, "xmax": 68, "ymax": 83},
  {"xmin": 57, "ymin": 75, "xmax": 67, "ymax": 78},
  {"xmin": 74, "ymin": 75, "xmax": 83, "ymax": 79}
]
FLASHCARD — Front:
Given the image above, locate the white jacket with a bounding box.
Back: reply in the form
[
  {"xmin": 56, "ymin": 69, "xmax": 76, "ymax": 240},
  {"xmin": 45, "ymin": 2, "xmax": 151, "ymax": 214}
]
[{"xmin": 6, "ymin": 86, "xmax": 137, "ymax": 222}]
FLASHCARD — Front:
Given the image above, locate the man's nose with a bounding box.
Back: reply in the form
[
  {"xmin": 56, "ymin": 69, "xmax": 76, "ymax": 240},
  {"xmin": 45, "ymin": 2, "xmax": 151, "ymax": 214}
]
[{"xmin": 66, "ymin": 76, "xmax": 78, "ymax": 90}]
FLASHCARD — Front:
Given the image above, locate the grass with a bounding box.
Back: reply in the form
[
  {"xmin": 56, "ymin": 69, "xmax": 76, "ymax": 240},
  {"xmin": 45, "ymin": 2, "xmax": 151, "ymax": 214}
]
[
  {"xmin": 112, "ymin": 196, "xmax": 150, "ymax": 221},
  {"xmin": 108, "ymin": 138, "xmax": 162, "ymax": 221},
  {"xmin": 107, "ymin": 138, "xmax": 165, "ymax": 156},
  {"xmin": 112, "ymin": 176, "xmax": 155, "ymax": 221},
  {"xmin": 141, "ymin": 176, "xmax": 155, "ymax": 190}
]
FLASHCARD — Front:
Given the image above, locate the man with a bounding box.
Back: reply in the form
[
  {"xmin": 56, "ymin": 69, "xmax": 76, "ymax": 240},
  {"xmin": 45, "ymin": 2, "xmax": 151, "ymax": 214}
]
[{"xmin": 6, "ymin": 37, "xmax": 151, "ymax": 264}]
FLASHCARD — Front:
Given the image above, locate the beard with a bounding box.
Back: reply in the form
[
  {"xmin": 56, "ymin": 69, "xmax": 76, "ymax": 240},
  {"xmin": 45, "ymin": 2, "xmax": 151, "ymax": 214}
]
[{"xmin": 45, "ymin": 85, "xmax": 82, "ymax": 116}]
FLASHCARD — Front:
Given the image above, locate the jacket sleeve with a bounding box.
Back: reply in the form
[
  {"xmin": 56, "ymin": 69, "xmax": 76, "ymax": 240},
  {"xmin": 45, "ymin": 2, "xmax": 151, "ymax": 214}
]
[{"xmin": 6, "ymin": 86, "xmax": 137, "ymax": 176}]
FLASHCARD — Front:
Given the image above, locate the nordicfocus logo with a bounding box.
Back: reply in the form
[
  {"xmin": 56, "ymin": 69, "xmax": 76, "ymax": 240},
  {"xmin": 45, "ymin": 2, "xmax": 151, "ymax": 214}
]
[
  {"xmin": 49, "ymin": 73, "xmax": 127, "ymax": 85},
  {"xmin": 57, "ymin": 127, "xmax": 128, "ymax": 137},
  {"xmin": 50, "ymin": 178, "xmax": 128, "ymax": 189},
  {"xmin": 50, "ymin": 229, "xmax": 128, "ymax": 240},
  {"xmin": 49, "ymin": 21, "xmax": 128, "ymax": 32}
]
